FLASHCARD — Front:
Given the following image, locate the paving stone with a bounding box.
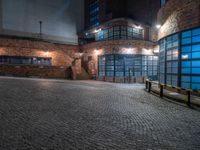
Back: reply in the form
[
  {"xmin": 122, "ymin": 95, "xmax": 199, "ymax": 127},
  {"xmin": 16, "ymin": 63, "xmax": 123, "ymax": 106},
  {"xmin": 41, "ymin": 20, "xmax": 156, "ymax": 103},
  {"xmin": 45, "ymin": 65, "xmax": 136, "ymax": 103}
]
[{"xmin": 0, "ymin": 77, "xmax": 200, "ymax": 150}]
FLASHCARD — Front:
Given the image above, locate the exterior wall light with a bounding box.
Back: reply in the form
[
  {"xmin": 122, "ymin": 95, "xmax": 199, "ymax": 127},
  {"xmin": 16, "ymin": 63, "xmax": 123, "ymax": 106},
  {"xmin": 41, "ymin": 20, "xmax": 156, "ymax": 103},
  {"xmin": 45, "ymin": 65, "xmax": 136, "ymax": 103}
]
[
  {"xmin": 122, "ymin": 48, "xmax": 136, "ymax": 54},
  {"xmin": 79, "ymin": 53, "xmax": 83, "ymax": 57},
  {"xmin": 136, "ymin": 26, "xmax": 142, "ymax": 29},
  {"xmin": 45, "ymin": 51, "xmax": 49, "ymax": 57},
  {"xmin": 156, "ymin": 24, "xmax": 161, "ymax": 29},
  {"xmin": 142, "ymin": 48, "xmax": 153, "ymax": 55},
  {"xmin": 94, "ymin": 49, "xmax": 100, "ymax": 55},
  {"xmin": 94, "ymin": 28, "xmax": 102, "ymax": 33},
  {"xmin": 182, "ymin": 55, "xmax": 188, "ymax": 59}
]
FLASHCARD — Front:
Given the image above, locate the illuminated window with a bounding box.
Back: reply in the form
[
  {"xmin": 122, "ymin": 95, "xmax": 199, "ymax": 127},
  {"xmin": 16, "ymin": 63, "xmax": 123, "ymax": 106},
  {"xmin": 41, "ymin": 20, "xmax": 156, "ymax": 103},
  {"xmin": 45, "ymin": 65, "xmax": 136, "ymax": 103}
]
[
  {"xmin": 160, "ymin": 0, "xmax": 167, "ymax": 7},
  {"xmin": 98, "ymin": 54, "xmax": 158, "ymax": 80},
  {"xmin": 159, "ymin": 27, "xmax": 200, "ymax": 90},
  {"xmin": 89, "ymin": 0, "xmax": 100, "ymax": 27},
  {"xmin": 0, "ymin": 56, "xmax": 52, "ymax": 66},
  {"xmin": 181, "ymin": 28, "xmax": 200, "ymax": 90},
  {"xmin": 95, "ymin": 26, "xmax": 144, "ymax": 41}
]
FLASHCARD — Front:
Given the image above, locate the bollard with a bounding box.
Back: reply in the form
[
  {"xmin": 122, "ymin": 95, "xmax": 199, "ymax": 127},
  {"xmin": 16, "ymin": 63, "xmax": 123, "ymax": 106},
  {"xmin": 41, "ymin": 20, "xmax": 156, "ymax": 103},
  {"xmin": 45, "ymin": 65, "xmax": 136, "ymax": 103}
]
[
  {"xmin": 146, "ymin": 80, "xmax": 148, "ymax": 89},
  {"xmin": 148, "ymin": 81, "xmax": 152, "ymax": 93},
  {"xmin": 103, "ymin": 76, "xmax": 106, "ymax": 82},
  {"xmin": 113, "ymin": 77, "xmax": 115, "ymax": 83},
  {"xmin": 160, "ymin": 84, "xmax": 164, "ymax": 98},
  {"xmin": 186, "ymin": 90, "xmax": 191, "ymax": 106},
  {"xmin": 128, "ymin": 68, "xmax": 131, "ymax": 84}
]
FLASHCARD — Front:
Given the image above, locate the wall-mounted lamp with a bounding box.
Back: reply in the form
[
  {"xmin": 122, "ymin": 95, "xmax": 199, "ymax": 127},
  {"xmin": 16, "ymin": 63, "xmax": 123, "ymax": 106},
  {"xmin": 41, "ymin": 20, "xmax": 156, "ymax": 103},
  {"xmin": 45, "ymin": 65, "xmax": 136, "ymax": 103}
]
[
  {"xmin": 136, "ymin": 25, "xmax": 142, "ymax": 29},
  {"xmin": 156, "ymin": 24, "xmax": 161, "ymax": 29},
  {"xmin": 94, "ymin": 28, "xmax": 102, "ymax": 33},
  {"xmin": 182, "ymin": 55, "xmax": 188, "ymax": 59},
  {"xmin": 45, "ymin": 51, "xmax": 49, "ymax": 57}
]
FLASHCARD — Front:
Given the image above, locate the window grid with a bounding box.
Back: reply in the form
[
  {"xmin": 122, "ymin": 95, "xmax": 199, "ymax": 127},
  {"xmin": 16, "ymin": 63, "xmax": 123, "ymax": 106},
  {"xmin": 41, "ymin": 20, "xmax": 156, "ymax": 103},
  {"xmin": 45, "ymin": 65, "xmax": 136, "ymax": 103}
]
[
  {"xmin": 0, "ymin": 56, "xmax": 52, "ymax": 66},
  {"xmin": 95, "ymin": 25, "xmax": 144, "ymax": 41},
  {"xmin": 89, "ymin": 0, "xmax": 100, "ymax": 27},
  {"xmin": 98, "ymin": 54, "xmax": 158, "ymax": 79},
  {"xmin": 159, "ymin": 27, "xmax": 200, "ymax": 90},
  {"xmin": 181, "ymin": 28, "xmax": 200, "ymax": 90}
]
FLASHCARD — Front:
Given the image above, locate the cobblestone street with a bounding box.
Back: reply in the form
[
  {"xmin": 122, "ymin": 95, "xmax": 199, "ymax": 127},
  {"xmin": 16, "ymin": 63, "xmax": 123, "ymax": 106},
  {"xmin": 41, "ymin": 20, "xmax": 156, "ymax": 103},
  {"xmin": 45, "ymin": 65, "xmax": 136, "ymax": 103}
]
[{"xmin": 0, "ymin": 77, "xmax": 200, "ymax": 150}]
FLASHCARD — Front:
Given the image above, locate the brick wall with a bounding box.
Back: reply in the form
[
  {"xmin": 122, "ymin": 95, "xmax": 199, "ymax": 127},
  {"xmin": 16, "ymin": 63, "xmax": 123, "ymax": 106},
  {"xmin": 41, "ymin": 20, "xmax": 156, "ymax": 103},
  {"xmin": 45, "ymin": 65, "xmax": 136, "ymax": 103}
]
[
  {"xmin": 81, "ymin": 39, "xmax": 156, "ymax": 77},
  {"xmin": 0, "ymin": 65, "xmax": 69, "ymax": 78},
  {"xmin": 0, "ymin": 36, "xmax": 81, "ymax": 79},
  {"xmin": 157, "ymin": 0, "xmax": 200, "ymax": 39}
]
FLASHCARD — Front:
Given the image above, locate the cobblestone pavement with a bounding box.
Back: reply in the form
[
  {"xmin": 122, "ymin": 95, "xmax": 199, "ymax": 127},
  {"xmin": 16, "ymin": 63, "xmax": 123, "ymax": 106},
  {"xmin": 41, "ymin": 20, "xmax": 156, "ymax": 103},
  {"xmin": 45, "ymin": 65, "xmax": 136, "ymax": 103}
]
[{"xmin": 0, "ymin": 77, "xmax": 200, "ymax": 150}]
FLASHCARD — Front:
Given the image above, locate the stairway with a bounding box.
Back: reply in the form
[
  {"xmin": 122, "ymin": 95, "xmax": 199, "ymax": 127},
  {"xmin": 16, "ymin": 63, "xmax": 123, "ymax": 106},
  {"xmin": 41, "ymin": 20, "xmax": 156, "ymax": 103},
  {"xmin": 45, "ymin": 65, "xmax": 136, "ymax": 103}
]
[{"xmin": 76, "ymin": 67, "xmax": 90, "ymax": 80}]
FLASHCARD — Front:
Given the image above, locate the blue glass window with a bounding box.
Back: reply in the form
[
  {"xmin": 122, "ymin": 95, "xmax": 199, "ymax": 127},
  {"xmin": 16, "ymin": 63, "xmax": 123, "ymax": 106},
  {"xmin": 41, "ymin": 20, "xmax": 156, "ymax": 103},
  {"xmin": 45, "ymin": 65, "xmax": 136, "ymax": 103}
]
[
  {"xmin": 182, "ymin": 38, "xmax": 191, "ymax": 45},
  {"xmin": 192, "ymin": 84, "xmax": 200, "ymax": 90},
  {"xmin": 180, "ymin": 27, "xmax": 200, "ymax": 90},
  {"xmin": 192, "ymin": 28, "xmax": 200, "ymax": 36},
  {"xmin": 192, "ymin": 52, "xmax": 200, "ymax": 59},
  {"xmin": 181, "ymin": 46, "xmax": 191, "ymax": 52},
  {"xmin": 192, "ymin": 35, "xmax": 200, "ymax": 43},
  {"xmin": 182, "ymin": 68, "xmax": 191, "ymax": 74},
  {"xmin": 98, "ymin": 54, "xmax": 158, "ymax": 79},
  {"xmin": 95, "ymin": 26, "xmax": 144, "ymax": 41},
  {"xmin": 192, "ymin": 76, "xmax": 200, "ymax": 83},
  {"xmin": 182, "ymin": 61, "xmax": 191, "ymax": 67},
  {"xmin": 192, "ymin": 44, "xmax": 200, "ymax": 51},
  {"xmin": 89, "ymin": 0, "xmax": 100, "ymax": 27},
  {"xmin": 182, "ymin": 31, "xmax": 191, "ymax": 38}
]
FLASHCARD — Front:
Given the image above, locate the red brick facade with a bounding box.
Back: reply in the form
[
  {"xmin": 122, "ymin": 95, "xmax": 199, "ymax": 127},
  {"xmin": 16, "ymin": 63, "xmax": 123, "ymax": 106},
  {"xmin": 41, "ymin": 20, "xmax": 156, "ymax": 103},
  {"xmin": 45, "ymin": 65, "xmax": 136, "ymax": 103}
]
[
  {"xmin": 0, "ymin": 37, "xmax": 84, "ymax": 79},
  {"xmin": 157, "ymin": 0, "xmax": 200, "ymax": 39}
]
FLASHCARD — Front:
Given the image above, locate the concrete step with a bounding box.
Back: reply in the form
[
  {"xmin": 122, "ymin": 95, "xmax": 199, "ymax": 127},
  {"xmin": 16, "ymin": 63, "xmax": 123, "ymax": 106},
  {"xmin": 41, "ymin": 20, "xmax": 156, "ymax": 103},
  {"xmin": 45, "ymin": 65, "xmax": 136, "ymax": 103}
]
[{"xmin": 76, "ymin": 67, "xmax": 90, "ymax": 80}]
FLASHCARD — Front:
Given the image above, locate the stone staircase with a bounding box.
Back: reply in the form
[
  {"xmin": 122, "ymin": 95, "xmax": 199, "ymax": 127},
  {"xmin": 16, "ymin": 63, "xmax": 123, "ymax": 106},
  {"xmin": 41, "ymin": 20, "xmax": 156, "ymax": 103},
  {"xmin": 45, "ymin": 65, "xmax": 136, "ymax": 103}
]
[{"xmin": 76, "ymin": 67, "xmax": 90, "ymax": 80}]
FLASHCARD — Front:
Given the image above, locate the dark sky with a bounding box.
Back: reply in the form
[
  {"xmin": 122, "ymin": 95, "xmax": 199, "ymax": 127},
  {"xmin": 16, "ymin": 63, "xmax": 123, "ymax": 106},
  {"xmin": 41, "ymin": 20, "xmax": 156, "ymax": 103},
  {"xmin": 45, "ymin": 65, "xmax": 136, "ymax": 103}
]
[{"xmin": 0, "ymin": 0, "xmax": 84, "ymax": 43}]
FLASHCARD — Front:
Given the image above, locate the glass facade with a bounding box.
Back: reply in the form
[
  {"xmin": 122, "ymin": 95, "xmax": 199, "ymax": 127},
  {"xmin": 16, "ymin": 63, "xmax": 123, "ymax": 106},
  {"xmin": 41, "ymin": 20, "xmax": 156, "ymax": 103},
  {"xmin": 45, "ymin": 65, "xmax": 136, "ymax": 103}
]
[
  {"xmin": 181, "ymin": 28, "xmax": 200, "ymax": 90},
  {"xmin": 89, "ymin": 0, "xmax": 100, "ymax": 27},
  {"xmin": 160, "ymin": 0, "xmax": 168, "ymax": 7},
  {"xmin": 98, "ymin": 54, "xmax": 158, "ymax": 79},
  {"xmin": 159, "ymin": 34, "xmax": 179, "ymax": 86},
  {"xmin": 95, "ymin": 26, "xmax": 144, "ymax": 41},
  {"xmin": 0, "ymin": 56, "xmax": 52, "ymax": 66},
  {"xmin": 159, "ymin": 27, "xmax": 200, "ymax": 90}
]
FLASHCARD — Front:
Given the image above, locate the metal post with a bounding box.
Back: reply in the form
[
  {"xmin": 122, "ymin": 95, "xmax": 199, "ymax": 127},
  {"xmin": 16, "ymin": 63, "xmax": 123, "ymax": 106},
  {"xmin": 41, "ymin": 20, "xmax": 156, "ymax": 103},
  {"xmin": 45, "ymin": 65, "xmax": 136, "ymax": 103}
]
[
  {"xmin": 146, "ymin": 80, "xmax": 148, "ymax": 89},
  {"xmin": 129, "ymin": 68, "xmax": 131, "ymax": 84},
  {"xmin": 39, "ymin": 21, "xmax": 42, "ymax": 39},
  {"xmin": 186, "ymin": 90, "xmax": 191, "ymax": 106},
  {"xmin": 148, "ymin": 81, "xmax": 151, "ymax": 92},
  {"xmin": 160, "ymin": 84, "xmax": 164, "ymax": 98}
]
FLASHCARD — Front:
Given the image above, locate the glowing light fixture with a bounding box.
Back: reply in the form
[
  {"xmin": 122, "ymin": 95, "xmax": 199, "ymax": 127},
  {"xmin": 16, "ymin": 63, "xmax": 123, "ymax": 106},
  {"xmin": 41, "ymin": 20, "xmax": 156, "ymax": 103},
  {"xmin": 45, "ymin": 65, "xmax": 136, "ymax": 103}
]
[
  {"xmin": 94, "ymin": 48, "xmax": 100, "ymax": 55},
  {"xmin": 182, "ymin": 55, "xmax": 188, "ymax": 59},
  {"xmin": 136, "ymin": 25, "xmax": 142, "ymax": 29},
  {"xmin": 45, "ymin": 51, "xmax": 49, "ymax": 56},
  {"xmin": 94, "ymin": 28, "xmax": 102, "ymax": 33},
  {"xmin": 122, "ymin": 48, "xmax": 135, "ymax": 54},
  {"xmin": 156, "ymin": 24, "xmax": 161, "ymax": 29}
]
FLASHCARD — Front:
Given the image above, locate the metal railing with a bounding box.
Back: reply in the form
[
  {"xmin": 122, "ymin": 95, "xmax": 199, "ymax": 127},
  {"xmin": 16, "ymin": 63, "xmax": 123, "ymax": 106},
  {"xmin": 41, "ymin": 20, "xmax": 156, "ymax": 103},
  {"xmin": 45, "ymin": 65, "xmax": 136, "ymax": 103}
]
[{"xmin": 145, "ymin": 79, "xmax": 200, "ymax": 106}]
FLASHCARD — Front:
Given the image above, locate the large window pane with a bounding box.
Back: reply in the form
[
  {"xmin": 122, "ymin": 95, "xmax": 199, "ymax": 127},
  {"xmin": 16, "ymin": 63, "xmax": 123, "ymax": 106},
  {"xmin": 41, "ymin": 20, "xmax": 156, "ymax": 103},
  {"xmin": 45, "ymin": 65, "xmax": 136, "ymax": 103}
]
[{"xmin": 181, "ymin": 27, "xmax": 200, "ymax": 90}]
